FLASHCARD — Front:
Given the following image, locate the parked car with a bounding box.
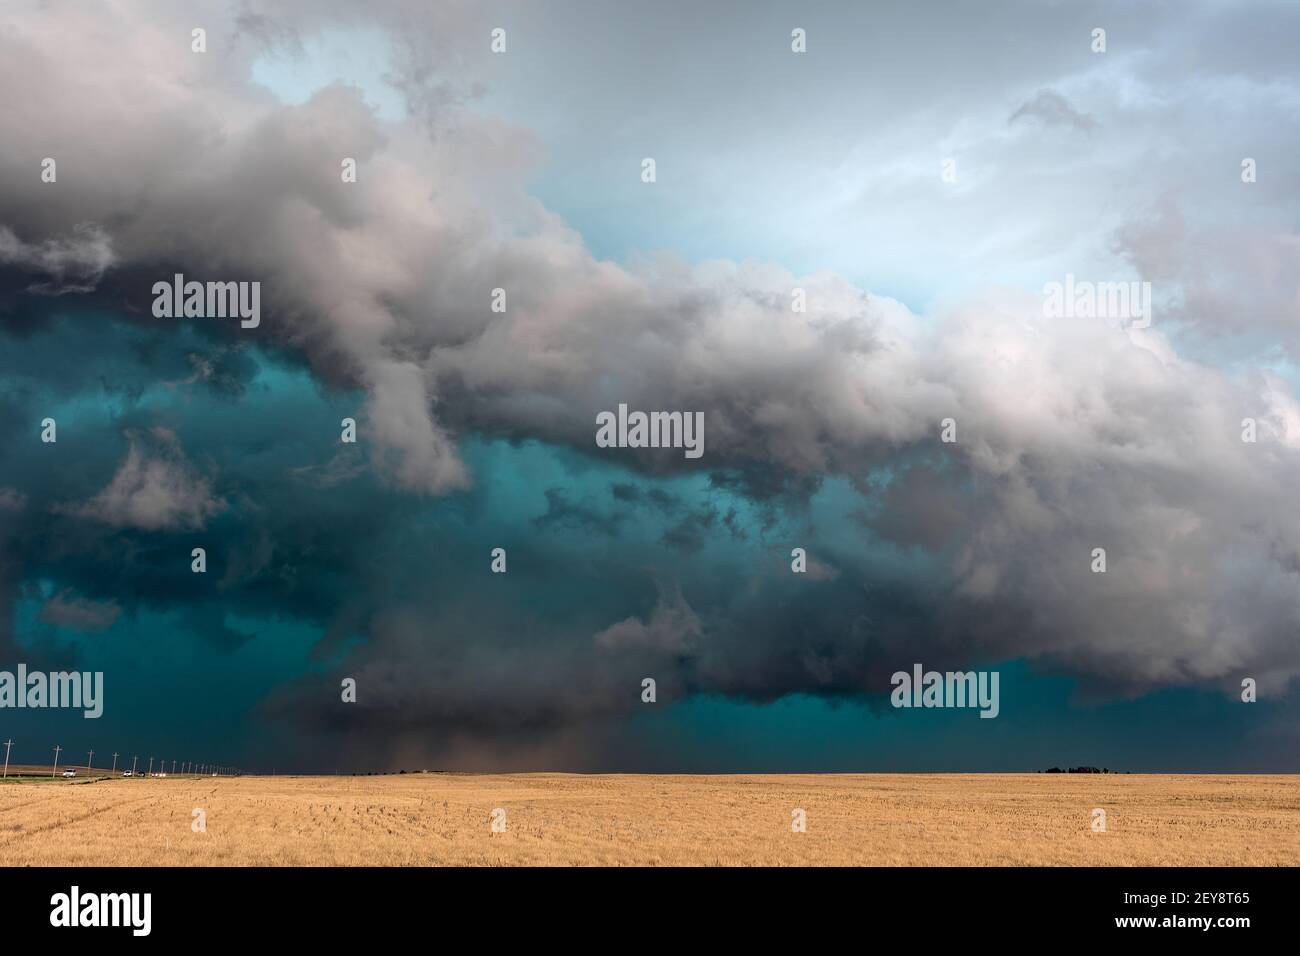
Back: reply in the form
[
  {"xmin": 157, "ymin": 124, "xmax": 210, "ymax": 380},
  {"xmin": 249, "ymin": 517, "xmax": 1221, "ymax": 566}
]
[
  {"xmin": 122, "ymin": 771, "xmax": 132, "ymax": 777},
  {"xmin": 61, "ymin": 768, "xmax": 76, "ymax": 778}
]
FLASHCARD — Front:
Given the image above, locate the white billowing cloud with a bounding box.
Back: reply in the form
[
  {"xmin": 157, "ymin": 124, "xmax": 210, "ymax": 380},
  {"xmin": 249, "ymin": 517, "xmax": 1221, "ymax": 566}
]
[
  {"xmin": 595, "ymin": 582, "xmax": 702, "ymax": 653},
  {"xmin": 363, "ymin": 359, "xmax": 469, "ymax": 492},
  {"xmin": 1115, "ymin": 201, "xmax": 1300, "ymax": 357},
  {"xmin": 63, "ymin": 428, "xmax": 224, "ymax": 532},
  {"xmin": 920, "ymin": 296, "xmax": 1300, "ymax": 691}
]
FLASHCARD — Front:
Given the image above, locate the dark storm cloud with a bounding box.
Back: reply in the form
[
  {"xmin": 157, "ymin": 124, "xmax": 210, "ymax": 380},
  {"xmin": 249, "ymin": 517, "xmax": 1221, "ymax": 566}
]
[
  {"xmin": 659, "ymin": 507, "xmax": 719, "ymax": 555},
  {"xmin": 0, "ymin": 223, "xmax": 116, "ymax": 295},
  {"xmin": 0, "ymin": 313, "xmax": 397, "ymax": 661},
  {"xmin": 609, "ymin": 482, "xmax": 680, "ymax": 513},
  {"xmin": 864, "ymin": 467, "xmax": 967, "ymax": 553},
  {"xmin": 533, "ymin": 487, "xmax": 625, "ymax": 537},
  {"xmin": 0, "ymin": 0, "xmax": 1297, "ymax": 771}
]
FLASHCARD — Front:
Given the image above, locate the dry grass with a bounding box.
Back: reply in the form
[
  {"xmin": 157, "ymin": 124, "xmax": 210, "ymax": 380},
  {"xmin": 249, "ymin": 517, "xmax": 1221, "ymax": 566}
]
[{"xmin": 0, "ymin": 773, "xmax": 1295, "ymax": 866}]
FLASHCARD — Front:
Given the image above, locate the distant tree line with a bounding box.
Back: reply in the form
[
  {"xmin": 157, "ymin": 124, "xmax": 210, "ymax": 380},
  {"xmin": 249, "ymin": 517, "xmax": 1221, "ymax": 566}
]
[{"xmin": 1041, "ymin": 766, "xmax": 1116, "ymax": 773}]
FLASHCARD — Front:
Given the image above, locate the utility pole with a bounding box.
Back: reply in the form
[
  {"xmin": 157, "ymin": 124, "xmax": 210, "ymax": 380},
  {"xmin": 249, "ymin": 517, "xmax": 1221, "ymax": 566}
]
[
  {"xmin": 111, "ymin": 753, "xmax": 118, "ymax": 774},
  {"xmin": 86, "ymin": 750, "xmax": 94, "ymax": 772},
  {"xmin": 52, "ymin": 745, "xmax": 61, "ymax": 778},
  {"xmin": 131, "ymin": 755, "xmax": 138, "ymax": 776},
  {"xmin": 172, "ymin": 760, "xmax": 176, "ymax": 774},
  {"xmin": 2, "ymin": 739, "xmax": 12, "ymax": 779},
  {"xmin": 147, "ymin": 757, "xmax": 154, "ymax": 777}
]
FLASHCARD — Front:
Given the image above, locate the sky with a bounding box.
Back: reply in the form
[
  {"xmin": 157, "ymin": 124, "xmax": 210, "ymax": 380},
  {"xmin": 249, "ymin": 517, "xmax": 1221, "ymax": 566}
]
[{"xmin": 0, "ymin": 0, "xmax": 1297, "ymax": 772}]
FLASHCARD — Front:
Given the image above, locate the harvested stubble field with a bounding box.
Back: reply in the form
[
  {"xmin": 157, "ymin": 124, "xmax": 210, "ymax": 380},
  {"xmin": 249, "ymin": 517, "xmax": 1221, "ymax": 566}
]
[{"xmin": 0, "ymin": 773, "xmax": 1295, "ymax": 866}]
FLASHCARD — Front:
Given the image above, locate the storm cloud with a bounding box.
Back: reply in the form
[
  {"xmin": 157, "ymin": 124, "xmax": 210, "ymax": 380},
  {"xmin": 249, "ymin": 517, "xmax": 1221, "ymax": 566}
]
[{"xmin": 0, "ymin": 0, "xmax": 1297, "ymax": 769}]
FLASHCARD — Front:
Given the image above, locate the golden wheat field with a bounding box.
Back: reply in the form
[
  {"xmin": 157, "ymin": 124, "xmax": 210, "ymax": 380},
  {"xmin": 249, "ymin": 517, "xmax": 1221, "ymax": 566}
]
[{"xmin": 0, "ymin": 773, "xmax": 1296, "ymax": 866}]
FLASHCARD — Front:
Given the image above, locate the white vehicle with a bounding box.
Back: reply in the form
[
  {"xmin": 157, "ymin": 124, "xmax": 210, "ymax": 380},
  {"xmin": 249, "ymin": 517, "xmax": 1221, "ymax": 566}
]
[
  {"xmin": 122, "ymin": 771, "xmax": 132, "ymax": 777},
  {"xmin": 62, "ymin": 768, "xmax": 76, "ymax": 778}
]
